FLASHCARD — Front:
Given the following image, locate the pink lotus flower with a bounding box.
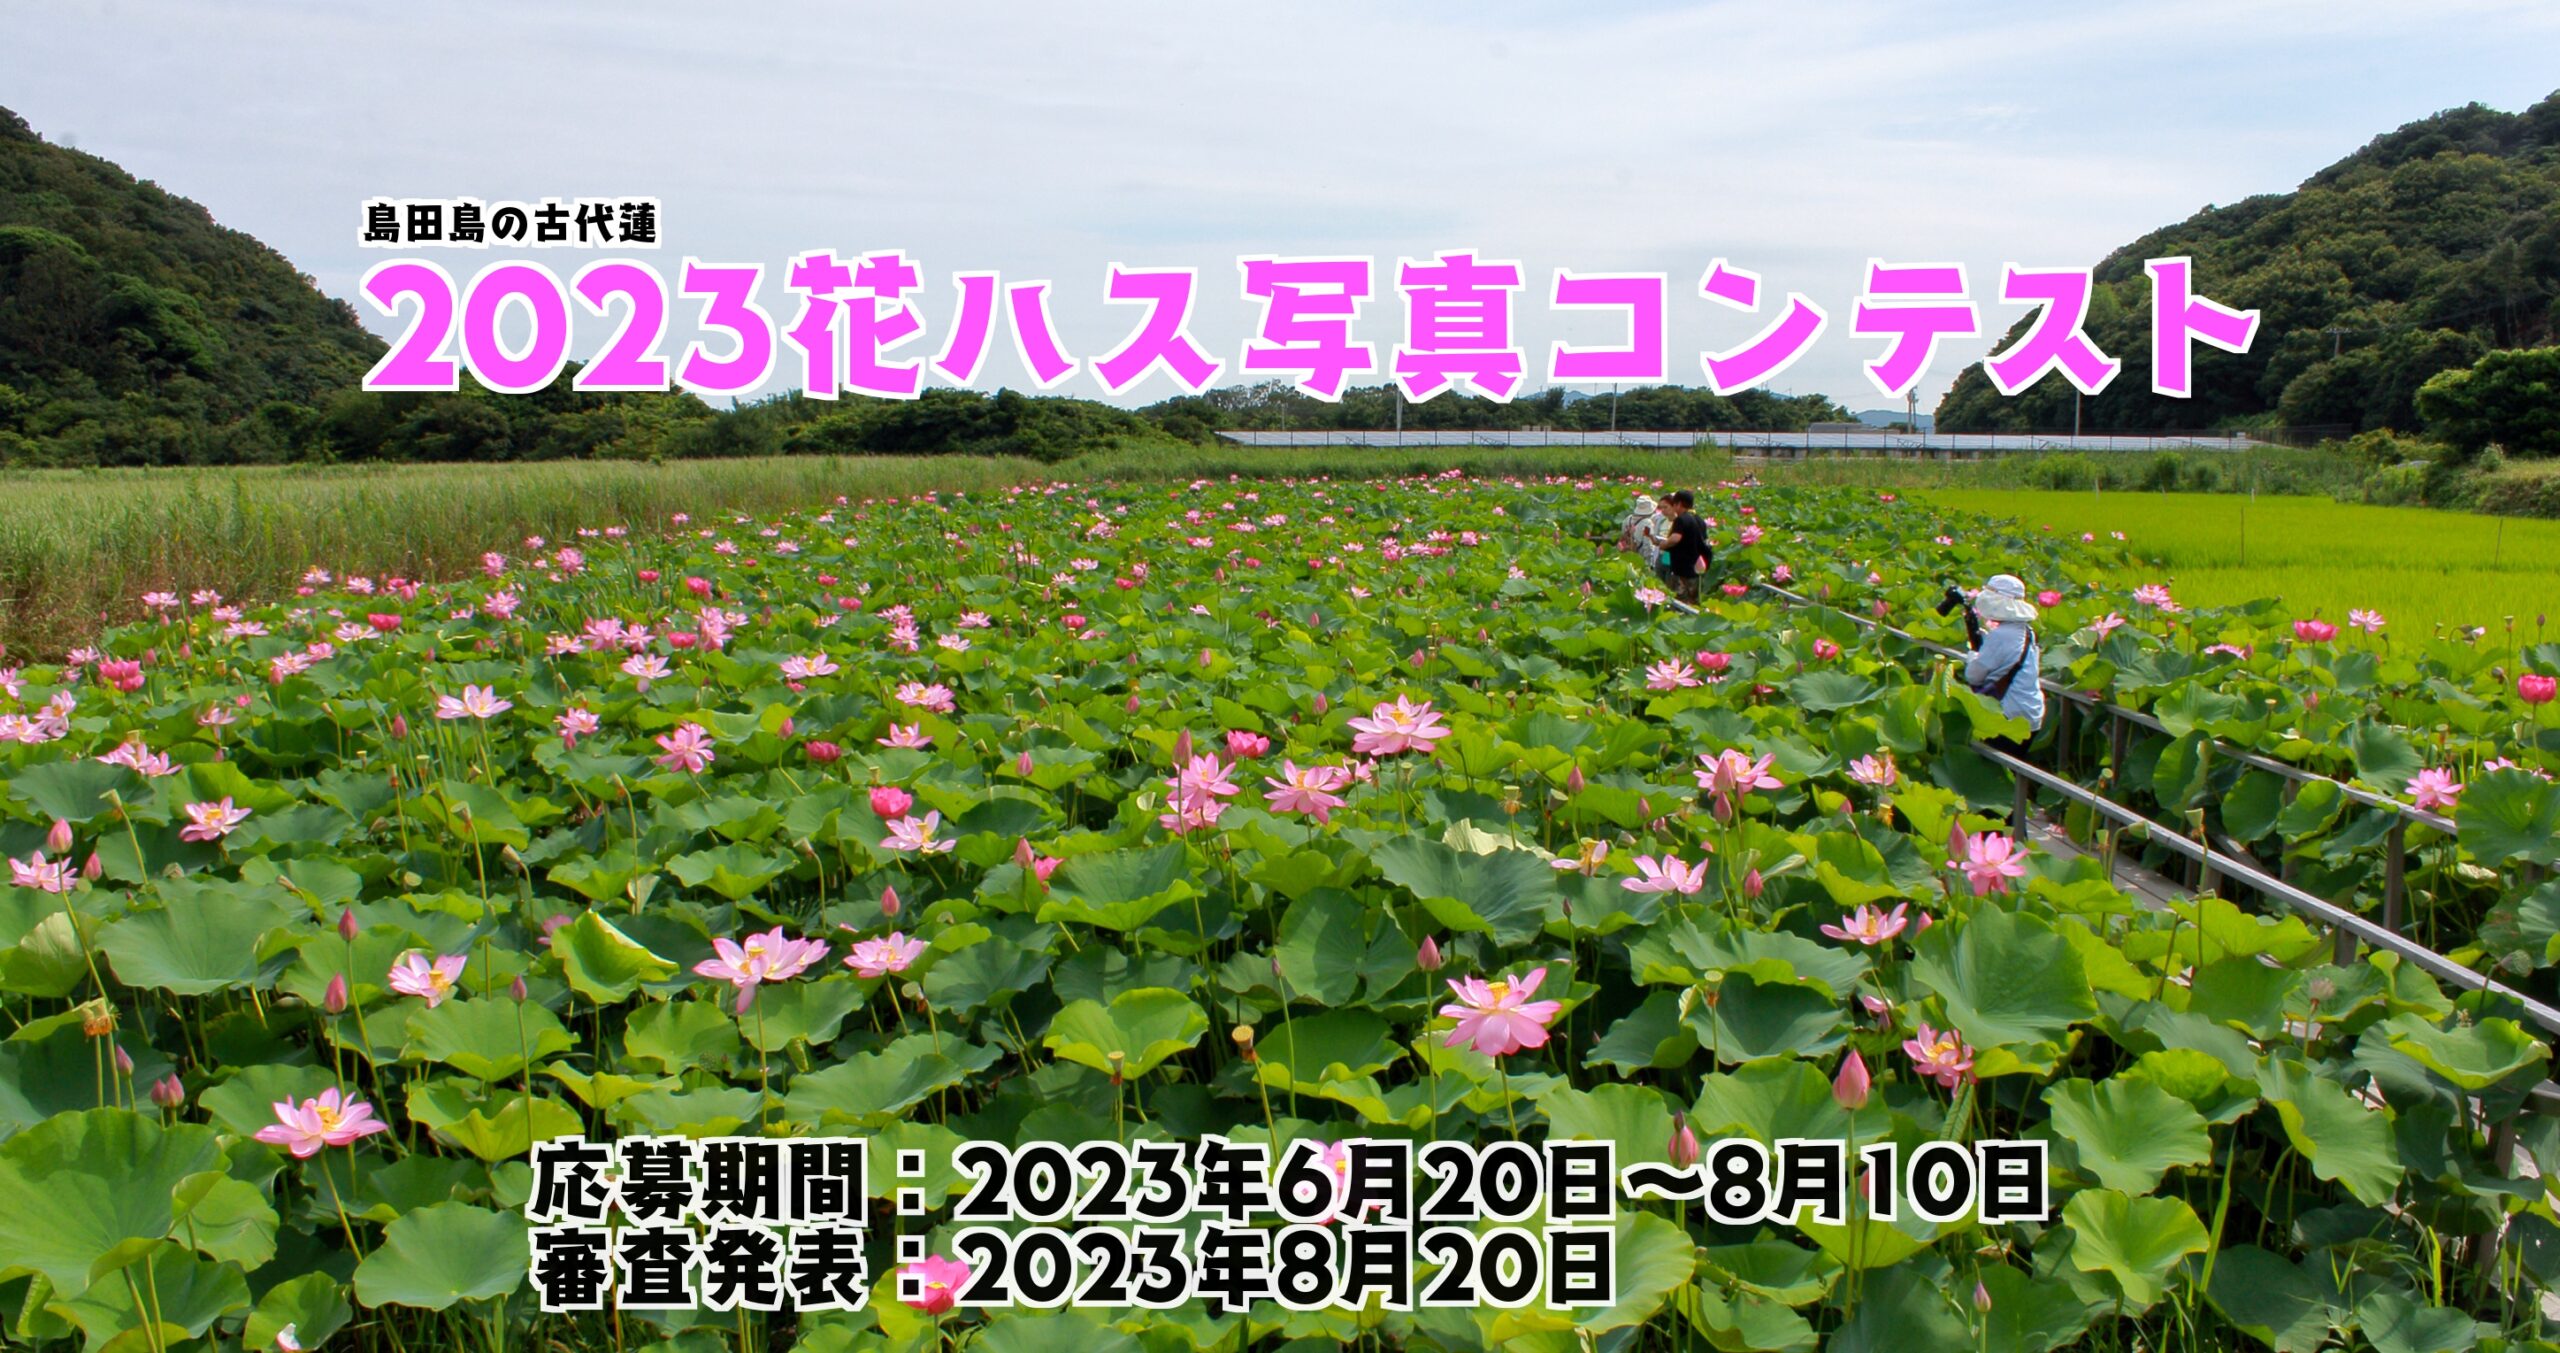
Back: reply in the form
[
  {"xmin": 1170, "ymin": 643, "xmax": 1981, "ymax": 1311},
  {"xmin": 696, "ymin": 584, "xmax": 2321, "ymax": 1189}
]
[
  {"xmin": 2132, "ymin": 584, "xmax": 2176, "ymax": 611},
  {"xmin": 435, "ymin": 685, "xmax": 512, "ymax": 721},
  {"xmin": 882, "ymin": 811, "xmax": 956, "ymax": 855},
  {"xmin": 388, "ymin": 951, "xmax": 468, "ymax": 1007},
  {"xmin": 1696, "ymin": 651, "xmax": 1732, "ymax": 673},
  {"xmin": 2520, "ymin": 674, "xmax": 2556, "ymax": 705},
  {"xmin": 693, "ymin": 927, "xmax": 830, "ymax": 1013},
  {"xmin": 1956, "ymin": 831, "xmax": 2028, "ymax": 896},
  {"xmin": 2348, "ymin": 609, "xmax": 2385, "ymax": 634},
  {"xmin": 2292, "ymin": 619, "xmax": 2337, "ymax": 643},
  {"xmin": 1347, "ymin": 695, "xmax": 1450, "ymax": 756},
  {"xmin": 2035, "ymin": 590, "xmax": 2062, "ymax": 608},
  {"xmin": 878, "ymin": 723, "xmax": 933, "ymax": 749},
  {"xmin": 843, "ymin": 931, "xmax": 928, "ymax": 978},
  {"xmin": 1834, "ymin": 1050, "xmax": 1871, "ymax": 1110},
  {"xmin": 2406, "ymin": 767, "xmax": 2463, "ymax": 812},
  {"xmin": 804, "ymin": 740, "xmax": 843, "ymax": 764},
  {"xmin": 1438, "ymin": 967, "xmax": 1564, "ymax": 1057},
  {"xmin": 178, "ymin": 797, "xmax": 251, "ymax": 842},
  {"xmin": 1903, "ymin": 1022, "xmax": 1975, "ymax": 1090},
  {"xmin": 1644, "ymin": 659, "xmax": 1699, "ymax": 691},
  {"xmin": 96, "ymin": 659, "xmax": 145, "ymax": 692},
  {"xmin": 1846, "ymin": 752, "xmax": 1897, "ymax": 789},
  {"xmin": 253, "ymin": 1088, "xmax": 388, "ymax": 1158},
  {"xmin": 1667, "ymin": 1115, "xmax": 1701, "ymax": 1167},
  {"xmin": 1262, "ymin": 761, "xmax": 1350, "ymax": 823},
  {"xmin": 655, "ymin": 722, "xmax": 716, "ymax": 773},
  {"xmin": 1225, "ymin": 730, "xmax": 1270, "ymax": 759},
  {"xmin": 870, "ymin": 786, "xmax": 915, "ymax": 818},
  {"xmin": 894, "ymin": 681, "xmax": 957, "ymax": 714},
  {"xmin": 1821, "ymin": 902, "xmax": 1911, "ymax": 946},
  {"xmin": 899, "ymin": 1254, "xmax": 972, "ymax": 1314},
  {"xmin": 1812, "ymin": 638, "xmax": 1841, "ymax": 661},
  {"xmin": 2089, "ymin": 613, "xmax": 2127, "ymax": 639},
  {"xmin": 1622, "ymin": 854, "xmax": 1709, "ymax": 896},
  {"xmin": 9, "ymin": 851, "xmax": 74, "ymax": 893},
  {"xmin": 555, "ymin": 707, "xmax": 600, "ymax": 747},
  {"xmin": 1696, "ymin": 748, "xmax": 1782, "ymax": 820}
]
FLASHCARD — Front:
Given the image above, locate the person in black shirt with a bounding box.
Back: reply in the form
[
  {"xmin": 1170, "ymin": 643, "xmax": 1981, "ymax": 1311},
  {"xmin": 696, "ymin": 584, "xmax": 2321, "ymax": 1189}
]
[{"xmin": 1660, "ymin": 491, "xmax": 1711, "ymax": 601}]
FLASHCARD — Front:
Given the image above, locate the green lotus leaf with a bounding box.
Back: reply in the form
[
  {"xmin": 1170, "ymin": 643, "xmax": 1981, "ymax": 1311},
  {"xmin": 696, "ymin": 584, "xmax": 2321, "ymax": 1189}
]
[
  {"xmin": 405, "ymin": 996, "xmax": 575, "ymax": 1081},
  {"xmin": 1042, "ymin": 986, "xmax": 1207, "ymax": 1078},
  {"xmin": 0, "ymin": 1108, "xmax": 226, "ymax": 1298},
  {"xmin": 2042, "ymin": 1076, "xmax": 2214, "ymax": 1194},
  {"xmin": 785, "ymin": 1033, "xmax": 1001, "ymax": 1125},
  {"xmin": 245, "ymin": 1271, "xmax": 355, "ymax": 1352},
  {"xmin": 1368, "ymin": 835, "xmax": 1562, "ymax": 946},
  {"xmin": 1035, "ymin": 843, "xmax": 1198, "ymax": 931},
  {"xmin": 1908, "ymin": 905, "xmax": 2095, "ymax": 1072},
  {"xmin": 550, "ymin": 909, "xmax": 678, "ymax": 1003},
  {"xmin": 2256, "ymin": 1059, "xmax": 2402, "ymax": 1205},
  {"xmin": 2061, "ymin": 1188, "xmax": 2209, "ymax": 1308},
  {"xmin": 95, "ymin": 883, "xmax": 292, "ymax": 995},
  {"xmin": 351, "ymin": 1201, "xmax": 529, "ymax": 1310}
]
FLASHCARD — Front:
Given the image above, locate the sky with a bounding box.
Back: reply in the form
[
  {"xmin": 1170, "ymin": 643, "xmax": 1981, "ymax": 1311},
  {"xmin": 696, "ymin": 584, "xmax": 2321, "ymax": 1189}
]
[{"xmin": 4, "ymin": 0, "xmax": 2557, "ymax": 418}]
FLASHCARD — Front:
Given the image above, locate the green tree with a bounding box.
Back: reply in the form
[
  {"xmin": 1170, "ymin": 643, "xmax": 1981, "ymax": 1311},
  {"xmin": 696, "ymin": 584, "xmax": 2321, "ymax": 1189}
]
[{"xmin": 2415, "ymin": 346, "xmax": 2560, "ymax": 458}]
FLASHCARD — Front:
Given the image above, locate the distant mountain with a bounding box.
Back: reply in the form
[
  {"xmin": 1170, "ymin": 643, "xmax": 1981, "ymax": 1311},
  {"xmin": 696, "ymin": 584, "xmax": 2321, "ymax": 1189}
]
[
  {"xmin": 1935, "ymin": 89, "xmax": 2560, "ymax": 436},
  {"xmin": 0, "ymin": 105, "xmax": 390, "ymax": 463}
]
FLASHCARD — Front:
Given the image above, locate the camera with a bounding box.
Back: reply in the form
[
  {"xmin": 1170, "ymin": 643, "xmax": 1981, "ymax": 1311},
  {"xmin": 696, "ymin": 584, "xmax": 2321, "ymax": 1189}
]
[{"xmin": 1936, "ymin": 584, "xmax": 1984, "ymax": 648}]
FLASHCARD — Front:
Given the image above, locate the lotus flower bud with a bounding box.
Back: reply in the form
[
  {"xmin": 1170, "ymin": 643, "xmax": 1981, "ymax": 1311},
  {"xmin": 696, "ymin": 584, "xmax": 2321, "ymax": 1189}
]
[
  {"xmin": 1314, "ymin": 692, "xmax": 1329, "ymax": 715},
  {"xmin": 804, "ymin": 740, "xmax": 842, "ymax": 764},
  {"xmin": 1833, "ymin": 1050, "xmax": 1870, "ymax": 1111},
  {"xmin": 324, "ymin": 974, "xmax": 349, "ymax": 1014},
  {"xmin": 1017, "ymin": 750, "xmax": 1034, "ymax": 777},
  {"xmin": 390, "ymin": 713, "xmax": 408, "ymax": 740},
  {"xmin": 1175, "ymin": 729, "xmax": 1194, "ymax": 762},
  {"xmin": 338, "ymin": 908, "xmax": 359, "ymax": 941},
  {"xmin": 510, "ymin": 975, "xmax": 529, "ymax": 1001},
  {"xmin": 46, "ymin": 819, "xmax": 72, "ymax": 854},
  {"xmin": 150, "ymin": 1074, "xmax": 184, "ymax": 1109},
  {"xmin": 1667, "ymin": 1113, "xmax": 1701, "ymax": 1168},
  {"xmin": 1744, "ymin": 868, "xmax": 1765, "ymax": 899},
  {"xmin": 1973, "ymin": 1279, "xmax": 1993, "ymax": 1313},
  {"xmin": 83, "ymin": 852, "xmax": 102, "ymax": 881},
  {"xmin": 1416, "ymin": 935, "xmax": 1443, "ymax": 971},
  {"xmin": 880, "ymin": 885, "xmax": 902, "ymax": 918},
  {"xmin": 114, "ymin": 1044, "xmax": 134, "ymax": 1075},
  {"xmin": 1014, "ymin": 838, "xmax": 1037, "ymax": 868},
  {"xmin": 1565, "ymin": 765, "xmax": 1585, "ymax": 796}
]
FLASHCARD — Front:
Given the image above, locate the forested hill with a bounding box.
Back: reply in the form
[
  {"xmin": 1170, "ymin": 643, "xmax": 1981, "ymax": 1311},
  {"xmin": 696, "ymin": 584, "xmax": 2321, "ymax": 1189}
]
[
  {"xmin": 1935, "ymin": 89, "xmax": 2560, "ymax": 436},
  {"xmin": 0, "ymin": 105, "xmax": 387, "ymax": 463}
]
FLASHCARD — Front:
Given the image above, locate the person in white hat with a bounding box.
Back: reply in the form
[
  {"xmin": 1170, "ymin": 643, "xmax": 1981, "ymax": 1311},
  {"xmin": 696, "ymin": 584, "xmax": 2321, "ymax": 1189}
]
[
  {"xmin": 1617, "ymin": 493, "xmax": 1672, "ymax": 579},
  {"xmin": 1961, "ymin": 573, "xmax": 2044, "ymax": 750}
]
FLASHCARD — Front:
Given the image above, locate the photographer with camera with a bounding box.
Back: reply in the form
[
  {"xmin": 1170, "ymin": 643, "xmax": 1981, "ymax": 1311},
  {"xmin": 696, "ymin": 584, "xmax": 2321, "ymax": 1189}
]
[{"xmin": 1939, "ymin": 573, "xmax": 2044, "ymax": 757}]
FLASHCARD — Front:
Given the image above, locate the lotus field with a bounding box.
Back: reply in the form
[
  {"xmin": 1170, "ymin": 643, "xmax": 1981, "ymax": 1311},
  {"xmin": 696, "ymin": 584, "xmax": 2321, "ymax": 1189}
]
[{"xmin": 4, "ymin": 472, "xmax": 2557, "ymax": 1353}]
